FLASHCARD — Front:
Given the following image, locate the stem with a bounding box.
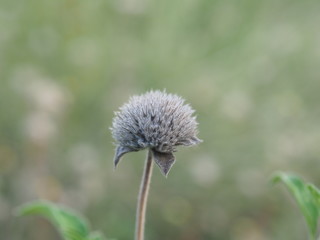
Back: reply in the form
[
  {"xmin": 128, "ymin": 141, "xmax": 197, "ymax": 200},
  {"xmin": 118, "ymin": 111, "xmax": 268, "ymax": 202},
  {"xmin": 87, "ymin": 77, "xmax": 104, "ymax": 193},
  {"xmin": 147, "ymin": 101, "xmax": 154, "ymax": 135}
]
[{"xmin": 135, "ymin": 149, "xmax": 154, "ymax": 240}]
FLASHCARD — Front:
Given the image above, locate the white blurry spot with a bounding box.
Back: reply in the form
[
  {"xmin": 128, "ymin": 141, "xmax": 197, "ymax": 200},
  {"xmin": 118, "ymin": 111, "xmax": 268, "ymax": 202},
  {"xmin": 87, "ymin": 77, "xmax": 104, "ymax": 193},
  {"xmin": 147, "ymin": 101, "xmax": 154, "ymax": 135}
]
[
  {"xmin": 68, "ymin": 144, "xmax": 105, "ymax": 200},
  {"xmin": 11, "ymin": 66, "xmax": 70, "ymax": 116},
  {"xmin": 251, "ymin": 22, "xmax": 301, "ymax": 58},
  {"xmin": 267, "ymin": 131, "xmax": 310, "ymax": 166},
  {"xmin": 28, "ymin": 80, "xmax": 68, "ymax": 116},
  {"xmin": 236, "ymin": 169, "xmax": 265, "ymax": 198},
  {"xmin": 112, "ymin": 0, "xmax": 146, "ymax": 14},
  {"xmin": 69, "ymin": 144, "xmax": 100, "ymax": 174},
  {"xmin": 67, "ymin": 38, "xmax": 102, "ymax": 67},
  {"xmin": 266, "ymin": 23, "xmax": 301, "ymax": 56},
  {"xmin": 277, "ymin": 135, "xmax": 301, "ymax": 159},
  {"xmin": 25, "ymin": 112, "xmax": 56, "ymax": 144},
  {"xmin": 189, "ymin": 155, "xmax": 220, "ymax": 187},
  {"xmin": 231, "ymin": 217, "xmax": 267, "ymax": 240},
  {"xmin": 11, "ymin": 67, "xmax": 70, "ymax": 146},
  {"xmin": 221, "ymin": 90, "xmax": 253, "ymax": 122}
]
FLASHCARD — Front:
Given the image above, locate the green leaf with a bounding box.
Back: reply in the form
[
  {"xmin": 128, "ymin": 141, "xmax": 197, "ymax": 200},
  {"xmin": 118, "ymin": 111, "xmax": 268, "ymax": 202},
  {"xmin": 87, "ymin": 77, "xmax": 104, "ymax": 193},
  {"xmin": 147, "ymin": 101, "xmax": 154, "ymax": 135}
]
[
  {"xmin": 308, "ymin": 184, "xmax": 320, "ymax": 208},
  {"xmin": 273, "ymin": 172, "xmax": 319, "ymax": 240},
  {"xmin": 16, "ymin": 200, "xmax": 96, "ymax": 240}
]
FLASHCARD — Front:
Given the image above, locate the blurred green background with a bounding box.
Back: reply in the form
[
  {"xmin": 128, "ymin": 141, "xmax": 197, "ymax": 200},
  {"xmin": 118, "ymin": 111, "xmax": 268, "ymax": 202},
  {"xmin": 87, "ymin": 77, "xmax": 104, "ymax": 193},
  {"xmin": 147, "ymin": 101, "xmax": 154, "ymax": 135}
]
[{"xmin": 1, "ymin": 0, "xmax": 320, "ymax": 239}]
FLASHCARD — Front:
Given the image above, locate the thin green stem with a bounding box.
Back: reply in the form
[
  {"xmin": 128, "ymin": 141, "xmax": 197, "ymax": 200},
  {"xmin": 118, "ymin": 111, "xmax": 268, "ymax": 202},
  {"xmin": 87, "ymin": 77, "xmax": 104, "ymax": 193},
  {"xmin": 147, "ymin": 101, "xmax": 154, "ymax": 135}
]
[{"xmin": 135, "ymin": 149, "xmax": 153, "ymax": 240}]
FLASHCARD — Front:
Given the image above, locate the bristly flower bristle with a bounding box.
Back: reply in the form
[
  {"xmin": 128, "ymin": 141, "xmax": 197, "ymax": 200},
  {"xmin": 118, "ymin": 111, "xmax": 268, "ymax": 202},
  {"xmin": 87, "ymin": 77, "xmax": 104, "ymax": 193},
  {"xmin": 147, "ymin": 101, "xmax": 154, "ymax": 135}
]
[{"xmin": 111, "ymin": 90, "xmax": 202, "ymax": 176}]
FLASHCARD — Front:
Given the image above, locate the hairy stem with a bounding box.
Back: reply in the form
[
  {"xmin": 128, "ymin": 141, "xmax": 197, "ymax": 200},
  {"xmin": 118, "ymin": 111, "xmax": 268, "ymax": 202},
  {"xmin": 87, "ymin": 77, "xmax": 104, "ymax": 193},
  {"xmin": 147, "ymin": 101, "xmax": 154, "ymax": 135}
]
[{"xmin": 135, "ymin": 149, "xmax": 154, "ymax": 240}]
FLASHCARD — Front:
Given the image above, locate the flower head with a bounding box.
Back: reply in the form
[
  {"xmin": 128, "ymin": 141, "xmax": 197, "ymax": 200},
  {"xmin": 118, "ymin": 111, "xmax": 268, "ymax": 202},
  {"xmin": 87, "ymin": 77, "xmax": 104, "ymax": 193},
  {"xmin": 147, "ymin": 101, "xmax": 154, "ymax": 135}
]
[{"xmin": 111, "ymin": 90, "xmax": 202, "ymax": 176}]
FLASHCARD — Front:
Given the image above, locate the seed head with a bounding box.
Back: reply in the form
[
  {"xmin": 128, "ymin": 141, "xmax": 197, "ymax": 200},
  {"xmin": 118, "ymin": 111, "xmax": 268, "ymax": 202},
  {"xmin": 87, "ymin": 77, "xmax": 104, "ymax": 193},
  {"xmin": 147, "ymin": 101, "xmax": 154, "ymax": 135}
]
[{"xmin": 111, "ymin": 90, "xmax": 202, "ymax": 176}]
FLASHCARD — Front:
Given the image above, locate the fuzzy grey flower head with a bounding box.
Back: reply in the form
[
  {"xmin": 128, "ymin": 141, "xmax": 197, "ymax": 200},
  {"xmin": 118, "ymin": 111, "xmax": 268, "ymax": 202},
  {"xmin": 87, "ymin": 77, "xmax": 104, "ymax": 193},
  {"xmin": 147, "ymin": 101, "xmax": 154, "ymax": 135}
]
[{"xmin": 111, "ymin": 90, "xmax": 202, "ymax": 177}]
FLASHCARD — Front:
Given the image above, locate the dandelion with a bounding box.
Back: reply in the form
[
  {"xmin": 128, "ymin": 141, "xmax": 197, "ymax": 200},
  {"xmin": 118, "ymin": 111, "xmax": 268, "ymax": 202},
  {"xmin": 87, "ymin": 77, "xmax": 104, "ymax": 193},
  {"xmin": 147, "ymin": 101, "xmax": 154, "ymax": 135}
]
[{"xmin": 111, "ymin": 90, "xmax": 201, "ymax": 240}]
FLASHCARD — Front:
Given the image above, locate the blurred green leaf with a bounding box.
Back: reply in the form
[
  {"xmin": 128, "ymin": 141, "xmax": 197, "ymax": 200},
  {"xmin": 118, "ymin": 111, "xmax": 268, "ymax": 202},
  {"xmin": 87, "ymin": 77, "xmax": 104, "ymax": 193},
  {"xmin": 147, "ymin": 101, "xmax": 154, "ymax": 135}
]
[
  {"xmin": 308, "ymin": 184, "xmax": 320, "ymax": 207},
  {"xmin": 273, "ymin": 172, "xmax": 319, "ymax": 240},
  {"xmin": 16, "ymin": 200, "xmax": 105, "ymax": 240}
]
